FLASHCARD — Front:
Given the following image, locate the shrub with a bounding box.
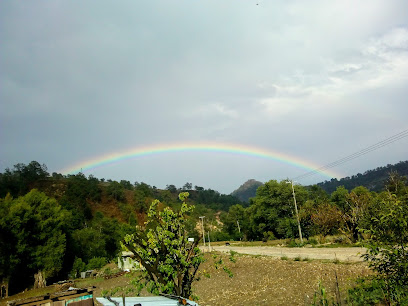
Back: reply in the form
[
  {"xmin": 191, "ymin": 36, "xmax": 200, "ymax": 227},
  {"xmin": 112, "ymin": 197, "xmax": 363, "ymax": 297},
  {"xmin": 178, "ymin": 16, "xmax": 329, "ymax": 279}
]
[
  {"xmin": 348, "ymin": 278, "xmax": 389, "ymax": 305},
  {"xmin": 86, "ymin": 257, "xmax": 107, "ymax": 270},
  {"xmin": 71, "ymin": 257, "xmax": 86, "ymax": 278}
]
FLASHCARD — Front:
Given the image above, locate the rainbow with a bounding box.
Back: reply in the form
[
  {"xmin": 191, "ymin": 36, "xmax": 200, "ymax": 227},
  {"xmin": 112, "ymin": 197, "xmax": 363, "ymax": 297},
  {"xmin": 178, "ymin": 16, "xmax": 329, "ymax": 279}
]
[{"xmin": 59, "ymin": 142, "xmax": 341, "ymax": 179}]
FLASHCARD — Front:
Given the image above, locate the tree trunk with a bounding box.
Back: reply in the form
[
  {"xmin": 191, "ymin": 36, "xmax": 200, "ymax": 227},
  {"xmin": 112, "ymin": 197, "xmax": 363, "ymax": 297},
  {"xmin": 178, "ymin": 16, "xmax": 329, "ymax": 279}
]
[
  {"xmin": 1, "ymin": 278, "xmax": 9, "ymax": 298},
  {"xmin": 34, "ymin": 270, "xmax": 46, "ymax": 289}
]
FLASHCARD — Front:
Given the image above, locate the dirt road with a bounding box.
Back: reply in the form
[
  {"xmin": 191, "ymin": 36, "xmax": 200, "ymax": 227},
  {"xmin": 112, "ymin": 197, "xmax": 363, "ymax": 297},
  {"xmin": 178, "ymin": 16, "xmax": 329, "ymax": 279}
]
[{"xmin": 209, "ymin": 245, "xmax": 366, "ymax": 261}]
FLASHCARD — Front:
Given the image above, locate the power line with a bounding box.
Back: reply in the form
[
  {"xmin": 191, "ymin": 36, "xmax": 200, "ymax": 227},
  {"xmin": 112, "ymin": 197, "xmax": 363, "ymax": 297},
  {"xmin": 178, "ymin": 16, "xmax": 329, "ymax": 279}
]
[{"xmin": 293, "ymin": 129, "xmax": 408, "ymax": 181}]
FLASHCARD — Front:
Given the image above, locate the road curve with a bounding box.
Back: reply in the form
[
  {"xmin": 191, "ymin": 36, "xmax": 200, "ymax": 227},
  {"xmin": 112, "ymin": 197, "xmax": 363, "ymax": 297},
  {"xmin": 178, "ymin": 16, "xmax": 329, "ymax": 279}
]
[{"xmin": 207, "ymin": 245, "xmax": 367, "ymax": 262}]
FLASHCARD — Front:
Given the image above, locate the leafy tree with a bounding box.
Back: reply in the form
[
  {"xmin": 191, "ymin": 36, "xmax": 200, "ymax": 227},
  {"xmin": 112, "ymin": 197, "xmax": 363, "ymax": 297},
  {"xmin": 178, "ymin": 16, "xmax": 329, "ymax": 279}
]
[
  {"xmin": 0, "ymin": 161, "xmax": 49, "ymax": 197},
  {"xmin": 221, "ymin": 204, "xmax": 247, "ymax": 240},
  {"xmin": 183, "ymin": 182, "xmax": 193, "ymax": 190},
  {"xmin": 86, "ymin": 257, "xmax": 107, "ymax": 270},
  {"xmin": 166, "ymin": 184, "xmax": 177, "ymax": 193},
  {"xmin": 60, "ymin": 173, "xmax": 101, "ymax": 227},
  {"xmin": 70, "ymin": 257, "xmax": 86, "ymax": 278},
  {"xmin": 0, "ymin": 190, "xmax": 69, "ymax": 290},
  {"xmin": 246, "ymin": 180, "xmax": 308, "ymax": 240},
  {"xmin": 71, "ymin": 212, "xmax": 122, "ymax": 262},
  {"xmin": 385, "ymin": 170, "xmax": 407, "ymax": 198},
  {"xmin": 358, "ymin": 192, "xmax": 408, "ymax": 304},
  {"xmin": 307, "ymin": 185, "xmax": 329, "ymax": 204},
  {"xmin": 123, "ymin": 192, "xmax": 204, "ymax": 299},
  {"xmin": 341, "ymin": 186, "xmax": 372, "ymax": 242},
  {"xmin": 330, "ymin": 185, "xmax": 349, "ymax": 212},
  {"xmin": 120, "ymin": 180, "xmax": 133, "ymax": 190},
  {"xmin": 310, "ymin": 202, "xmax": 343, "ymax": 238},
  {"xmin": 107, "ymin": 181, "xmax": 126, "ymax": 202}
]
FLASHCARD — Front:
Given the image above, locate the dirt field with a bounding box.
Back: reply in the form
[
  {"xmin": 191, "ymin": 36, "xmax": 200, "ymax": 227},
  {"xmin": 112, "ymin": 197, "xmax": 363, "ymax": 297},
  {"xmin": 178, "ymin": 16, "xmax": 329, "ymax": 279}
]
[
  {"xmin": 194, "ymin": 254, "xmax": 370, "ymax": 305},
  {"xmin": 209, "ymin": 245, "xmax": 367, "ymax": 262},
  {"xmin": 2, "ymin": 252, "xmax": 371, "ymax": 306}
]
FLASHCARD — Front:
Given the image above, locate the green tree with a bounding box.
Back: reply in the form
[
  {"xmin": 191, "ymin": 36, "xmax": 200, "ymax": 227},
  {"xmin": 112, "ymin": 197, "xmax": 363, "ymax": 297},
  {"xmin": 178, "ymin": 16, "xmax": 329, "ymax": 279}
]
[
  {"xmin": 123, "ymin": 192, "xmax": 203, "ymax": 299},
  {"xmin": 359, "ymin": 192, "xmax": 408, "ymax": 304},
  {"xmin": 0, "ymin": 190, "xmax": 69, "ymax": 289},
  {"xmin": 330, "ymin": 185, "xmax": 349, "ymax": 212},
  {"xmin": 341, "ymin": 186, "xmax": 372, "ymax": 242},
  {"xmin": 183, "ymin": 182, "xmax": 193, "ymax": 190},
  {"xmin": 247, "ymin": 180, "xmax": 308, "ymax": 240},
  {"xmin": 107, "ymin": 181, "xmax": 126, "ymax": 202},
  {"xmin": 0, "ymin": 161, "xmax": 49, "ymax": 197},
  {"xmin": 71, "ymin": 212, "xmax": 122, "ymax": 262},
  {"xmin": 60, "ymin": 173, "xmax": 101, "ymax": 227},
  {"xmin": 310, "ymin": 202, "xmax": 343, "ymax": 238},
  {"xmin": 221, "ymin": 204, "xmax": 247, "ymax": 240}
]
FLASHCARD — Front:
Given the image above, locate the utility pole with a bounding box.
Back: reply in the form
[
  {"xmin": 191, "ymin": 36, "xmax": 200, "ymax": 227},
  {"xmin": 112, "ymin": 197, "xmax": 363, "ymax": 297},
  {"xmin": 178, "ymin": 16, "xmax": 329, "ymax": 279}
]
[
  {"xmin": 207, "ymin": 231, "xmax": 211, "ymax": 252},
  {"xmin": 199, "ymin": 216, "xmax": 206, "ymax": 247},
  {"xmin": 287, "ymin": 180, "xmax": 303, "ymax": 243}
]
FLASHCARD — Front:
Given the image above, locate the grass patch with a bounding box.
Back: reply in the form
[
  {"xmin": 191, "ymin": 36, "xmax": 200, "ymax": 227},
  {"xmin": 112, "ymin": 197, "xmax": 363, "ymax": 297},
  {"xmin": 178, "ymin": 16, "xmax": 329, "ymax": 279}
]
[
  {"xmin": 294, "ymin": 256, "xmax": 301, "ymax": 261},
  {"xmin": 75, "ymin": 277, "xmax": 106, "ymax": 288},
  {"xmin": 281, "ymin": 255, "xmax": 288, "ymax": 260}
]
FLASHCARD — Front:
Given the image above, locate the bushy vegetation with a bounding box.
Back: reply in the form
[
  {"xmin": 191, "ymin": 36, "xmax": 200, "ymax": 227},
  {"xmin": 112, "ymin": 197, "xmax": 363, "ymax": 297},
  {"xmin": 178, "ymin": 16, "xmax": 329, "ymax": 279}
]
[{"xmin": 0, "ymin": 161, "xmax": 239, "ymax": 295}]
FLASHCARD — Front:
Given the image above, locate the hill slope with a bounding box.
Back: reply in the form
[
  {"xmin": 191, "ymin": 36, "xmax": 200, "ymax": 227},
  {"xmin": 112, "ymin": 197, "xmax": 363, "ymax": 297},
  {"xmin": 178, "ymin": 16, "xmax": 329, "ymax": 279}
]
[
  {"xmin": 231, "ymin": 179, "xmax": 263, "ymax": 203},
  {"xmin": 317, "ymin": 160, "xmax": 408, "ymax": 193}
]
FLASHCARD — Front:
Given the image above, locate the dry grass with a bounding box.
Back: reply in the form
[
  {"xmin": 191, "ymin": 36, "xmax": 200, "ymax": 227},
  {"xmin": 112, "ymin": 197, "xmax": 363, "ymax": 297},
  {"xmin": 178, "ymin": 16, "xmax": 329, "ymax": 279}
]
[
  {"xmin": 1, "ymin": 253, "xmax": 371, "ymax": 306},
  {"xmin": 193, "ymin": 253, "xmax": 371, "ymax": 305}
]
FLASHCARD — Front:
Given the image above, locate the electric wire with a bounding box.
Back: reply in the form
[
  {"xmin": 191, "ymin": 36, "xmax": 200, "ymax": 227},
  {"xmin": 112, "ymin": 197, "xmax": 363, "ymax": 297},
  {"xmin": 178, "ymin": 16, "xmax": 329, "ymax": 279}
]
[{"xmin": 293, "ymin": 129, "xmax": 408, "ymax": 181}]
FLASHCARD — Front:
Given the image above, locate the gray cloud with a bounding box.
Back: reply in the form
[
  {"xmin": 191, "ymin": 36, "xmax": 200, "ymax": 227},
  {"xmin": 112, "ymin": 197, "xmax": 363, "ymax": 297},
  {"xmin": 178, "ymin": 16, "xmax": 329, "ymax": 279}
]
[{"xmin": 1, "ymin": 0, "xmax": 407, "ymax": 193}]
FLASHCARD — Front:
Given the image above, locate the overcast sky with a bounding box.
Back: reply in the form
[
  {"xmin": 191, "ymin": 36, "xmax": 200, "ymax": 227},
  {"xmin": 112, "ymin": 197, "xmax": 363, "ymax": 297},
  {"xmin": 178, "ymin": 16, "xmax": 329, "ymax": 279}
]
[{"xmin": 1, "ymin": 1, "xmax": 407, "ymax": 194}]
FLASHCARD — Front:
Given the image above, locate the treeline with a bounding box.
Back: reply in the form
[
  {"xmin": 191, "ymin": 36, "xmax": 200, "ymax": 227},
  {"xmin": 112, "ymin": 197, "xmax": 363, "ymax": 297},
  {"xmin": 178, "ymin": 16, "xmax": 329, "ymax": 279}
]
[
  {"xmin": 216, "ymin": 171, "xmax": 408, "ymax": 243},
  {"xmin": 0, "ymin": 161, "xmax": 241, "ymax": 295},
  {"xmin": 317, "ymin": 160, "xmax": 408, "ymax": 193}
]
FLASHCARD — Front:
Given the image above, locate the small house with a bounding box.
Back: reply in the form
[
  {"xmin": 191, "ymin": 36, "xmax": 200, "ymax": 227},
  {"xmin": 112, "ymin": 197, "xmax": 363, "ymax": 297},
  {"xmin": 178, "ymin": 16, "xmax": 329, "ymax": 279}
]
[{"xmin": 117, "ymin": 251, "xmax": 140, "ymax": 271}]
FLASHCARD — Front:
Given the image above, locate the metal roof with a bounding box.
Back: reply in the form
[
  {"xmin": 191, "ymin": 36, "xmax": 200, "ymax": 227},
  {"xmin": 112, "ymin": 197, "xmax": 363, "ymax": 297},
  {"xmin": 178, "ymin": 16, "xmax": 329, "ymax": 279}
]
[{"xmin": 96, "ymin": 296, "xmax": 199, "ymax": 306}]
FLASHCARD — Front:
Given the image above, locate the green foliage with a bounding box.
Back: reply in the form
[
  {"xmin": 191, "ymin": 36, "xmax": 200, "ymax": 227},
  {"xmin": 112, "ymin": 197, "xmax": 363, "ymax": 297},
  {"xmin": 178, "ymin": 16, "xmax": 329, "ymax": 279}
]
[
  {"xmin": 71, "ymin": 212, "xmax": 123, "ymax": 262},
  {"xmin": 311, "ymin": 280, "xmax": 330, "ymax": 306},
  {"xmin": 309, "ymin": 203, "xmax": 343, "ymax": 237},
  {"xmin": 220, "ymin": 204, "xmax": 247, "ymax": 240},
  {"xmin": 359, "ymin": 193, "xmax": 408, "ymax": 304},
  {"xmin": 229, "ymin": 250, "xmax": 237, "ymax": 263},
  {"xmin": 318, "ymin": 160, "xmax": 408, "ymax": 193},
  {"xmin": 107, "ymin": 181, "xmax": 126, "ymax": 202},
  {"xmin": 330, "ymin": 186, "xmax": 349, "ymax": 212},
  {"xmin": 123, "ymin": 192, "xmax": 204, "ymax": 299},
  {"xmin": 230, "ymin": 179, "xmax": 263, "ymax": 203},
  {"xmin": 246, "ymin": 180, "xmax": 308, "ymax": 240},
  {"xmin": 60, "ymin": 173, "xmax": 101, "ymax": 226},
  {"xmin": 0, "ymin": 161, "xmax": 49, "ymax": 197},
  {"xmin": 350, "ymin": 178, "xmax": 408, "ymax": 305},
  {"xmin": 348, "ymin": 277, "xmax": 389, "ymax": 305},
  {"xmin": 86, "ymin": 257, "xmax": 107, "ymax": 270},
  {"xmin": 0, "ymin": 190, "xmax": 69, "ymax": 287},
  {"xmin": 71, "ymin": 257, "xmax": 86, "ymax": 277}
]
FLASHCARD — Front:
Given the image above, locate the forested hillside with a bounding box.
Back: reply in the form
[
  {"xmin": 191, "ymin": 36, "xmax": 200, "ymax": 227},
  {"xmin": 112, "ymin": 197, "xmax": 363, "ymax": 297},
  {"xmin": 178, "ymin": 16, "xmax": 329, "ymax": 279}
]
[
  {"xmin": 0, "ymin": 161, "xmax": 241, "ymax": 295},
  {"xmin": 317, "ymin": 160, "xmax": 408, "ymax": 193},
  {"xmin": 1, "ymin": 160, "xmax": 407, "ymax": 300},
  {"xmin": 231, "ymin": 179, "xmax": 263, "ymax": 203}
]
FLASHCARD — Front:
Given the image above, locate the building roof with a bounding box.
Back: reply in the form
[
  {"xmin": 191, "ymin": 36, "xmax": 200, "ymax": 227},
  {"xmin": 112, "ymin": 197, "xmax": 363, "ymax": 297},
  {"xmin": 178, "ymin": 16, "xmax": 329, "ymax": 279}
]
[{"xmin": 96, "ymin": 296, "xmax": 198, "ymax": 306}]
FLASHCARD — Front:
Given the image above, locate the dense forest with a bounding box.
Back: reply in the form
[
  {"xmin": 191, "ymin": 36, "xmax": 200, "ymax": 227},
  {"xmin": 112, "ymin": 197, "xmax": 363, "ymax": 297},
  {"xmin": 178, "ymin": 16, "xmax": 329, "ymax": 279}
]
[
  {"xmin": 1, "ymin": 160, "xmax": 407, "ymax": 298},
  {"xmin": 0, "ymin": 161, "xmax": 241, "ymax": 294},
  {"xmin": 317, "ymin": 160, "xmax": 408, "ymax": 193}
]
